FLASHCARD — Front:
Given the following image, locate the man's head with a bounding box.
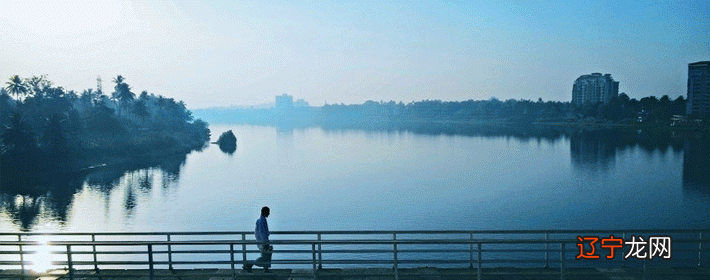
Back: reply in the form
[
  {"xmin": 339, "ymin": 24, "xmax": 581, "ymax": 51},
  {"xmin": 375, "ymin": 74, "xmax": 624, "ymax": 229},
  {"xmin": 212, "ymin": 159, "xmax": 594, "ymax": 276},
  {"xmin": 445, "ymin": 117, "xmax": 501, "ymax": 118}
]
[{"xmin": 261, "ymin": 206, "xmax": 270, "ymax": 218}]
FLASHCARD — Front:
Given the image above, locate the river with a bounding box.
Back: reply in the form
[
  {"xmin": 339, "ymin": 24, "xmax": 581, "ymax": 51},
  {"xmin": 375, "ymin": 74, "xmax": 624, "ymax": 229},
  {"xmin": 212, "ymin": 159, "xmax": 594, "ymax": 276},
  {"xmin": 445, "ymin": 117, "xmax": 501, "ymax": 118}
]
[{"xmin": 2, "ymin": 124, "xmax": 709, "ymax": 233}]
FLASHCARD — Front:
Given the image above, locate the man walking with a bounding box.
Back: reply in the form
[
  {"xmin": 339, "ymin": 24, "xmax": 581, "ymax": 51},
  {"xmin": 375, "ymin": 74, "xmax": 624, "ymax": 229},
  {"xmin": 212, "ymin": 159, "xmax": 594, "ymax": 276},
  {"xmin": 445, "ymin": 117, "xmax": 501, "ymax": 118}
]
[{"xmin": 243, "ymin": 206, "xmax": 272, "ymax": 273}]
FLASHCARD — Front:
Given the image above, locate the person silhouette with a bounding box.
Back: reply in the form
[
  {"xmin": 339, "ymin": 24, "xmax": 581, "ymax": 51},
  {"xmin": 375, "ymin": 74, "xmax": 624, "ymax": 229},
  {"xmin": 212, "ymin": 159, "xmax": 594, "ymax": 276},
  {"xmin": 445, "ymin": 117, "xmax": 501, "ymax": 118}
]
[{"xmin": 243, "ymin": 206, "xmax": 272, "ymax": 273}]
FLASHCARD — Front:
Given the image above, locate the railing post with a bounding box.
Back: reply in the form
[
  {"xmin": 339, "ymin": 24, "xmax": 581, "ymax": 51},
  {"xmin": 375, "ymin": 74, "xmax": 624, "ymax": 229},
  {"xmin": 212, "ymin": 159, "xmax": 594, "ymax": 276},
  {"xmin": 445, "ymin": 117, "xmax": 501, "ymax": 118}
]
[
  {"xmin": 148, "ymin": 244, "xmax": 154, "ymax": 280},
  {"xmin": 469, "ymin": 233, "xmax": 474, "ymax": 269},
  {"xmin": 392, "ymin": 233, "xmax": 398, "ymax": 280},
  {"xmin": 477, "ymin": 243, "xmax": 482, "ymax": 280},
  {"xmin": 242, "ymin": 234, "xmax": 247, "ymax": 266},
  {"xmin": 393, "ymin": 241, "xmax": 399, "ymax": 280},
  {"xmin": 312, "ymin": 243, "xmax": 318, "ymax": 280},
  {"xmin": 317, "ymin": 233, "xmax": 323, "ymax": 269},
  {"xmin": 699, "ymin": 232, "xmax": 703, "ymax": 267},
  {"xmin": 560, "ymin": 242, "xmax": 565, "ymax": 280},
  {"xmin": 545, "ymin": 232, "xmax": 549, "ymax": 268},
  {"xmin": 92, "ymin": 234, "xmax": 99, "ymax": 272},
  {"xmin": 167, "ymin": 234, "xmax": 173, "ymax": 271},
  {"xmin": 17, "ymin": 235, "xmax": 25, "ymax": 280},
  {"xmin": 67, "ymin": 245, "xmax": 74, "ymax": 280},
  {"xmin": 230, "ymin": 244, "xmax": 236, "ymax": 279}
]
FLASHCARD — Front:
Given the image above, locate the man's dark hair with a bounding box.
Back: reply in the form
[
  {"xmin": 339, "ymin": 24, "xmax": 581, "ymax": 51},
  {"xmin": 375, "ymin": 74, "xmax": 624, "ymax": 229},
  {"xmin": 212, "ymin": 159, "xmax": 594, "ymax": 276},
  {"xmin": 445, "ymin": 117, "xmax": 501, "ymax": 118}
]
[{"xmin": 261, "ymin": 206, "xmax": 270, "ymax": 216}]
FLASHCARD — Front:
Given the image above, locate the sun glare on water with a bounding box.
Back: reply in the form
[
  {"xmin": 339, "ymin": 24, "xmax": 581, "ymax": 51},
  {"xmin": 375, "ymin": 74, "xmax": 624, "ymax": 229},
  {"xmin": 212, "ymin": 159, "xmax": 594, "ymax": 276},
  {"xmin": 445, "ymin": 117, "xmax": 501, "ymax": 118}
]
[{"xmin": 26, "ymin": 235, "xmax": 58, "ymax": 273}]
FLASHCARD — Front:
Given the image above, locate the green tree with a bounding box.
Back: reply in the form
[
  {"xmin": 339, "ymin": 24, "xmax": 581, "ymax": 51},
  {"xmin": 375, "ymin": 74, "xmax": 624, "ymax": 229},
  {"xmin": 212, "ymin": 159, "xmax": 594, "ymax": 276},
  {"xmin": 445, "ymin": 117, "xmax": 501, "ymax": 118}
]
[
  {"xmin": 5, "ymin": 75, "xmax": 27, "ymax": 100},
  {"xmin": 40, "ymin": 113, "xmax": 70, "ymax": 163},
  {"xmin": 133, "ymin": 99, "xmax": 150, "ymax": 120},
  {"xmin": 0, "ymin": 112, "xmax": 39, "ymax": 159},
  {"xmin": 112, "ymin": 75, "xmax": 135, "ymax": 116},
  {"xmin": 24, "ymin": 75, "xmax": 49, "ymax": 98}
]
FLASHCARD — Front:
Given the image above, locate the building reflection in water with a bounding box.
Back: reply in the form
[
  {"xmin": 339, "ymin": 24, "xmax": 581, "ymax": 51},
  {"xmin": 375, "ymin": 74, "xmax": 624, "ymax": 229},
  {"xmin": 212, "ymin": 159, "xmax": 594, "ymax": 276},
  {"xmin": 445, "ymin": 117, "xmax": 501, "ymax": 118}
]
[
  {"xmin": 683, "ymin": 137, "xmax": 710, "ymax": 197},
  {"xmin": 570, "ymin": 131, "xmax": 617, "ymax": 173},
  {"xmin": 569, "ymin": 129, "xmax": 687, "ymax": 176}
]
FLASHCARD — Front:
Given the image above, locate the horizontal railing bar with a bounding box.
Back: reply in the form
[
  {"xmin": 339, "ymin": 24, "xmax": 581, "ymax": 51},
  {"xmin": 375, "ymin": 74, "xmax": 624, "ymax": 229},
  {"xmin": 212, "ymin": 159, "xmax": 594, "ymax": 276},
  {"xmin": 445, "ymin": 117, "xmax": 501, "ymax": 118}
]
[
  {"xmin": 43, "ymin": 258, "xmax": 562, "ymax": 266},
  {"xmin": 53, "ymin": 261, "xmax": 153, "ymax": 265},
  {"xmin": 0, "ymin": 239, "xmax": 579, "ymax": 246},
  {"xmin": 3, "ymin": 238, "xmax": 710, "ymax": 247},
  {"xmin": 321, "ymin": 249, "xmax": 472, "ymax": 253},
  {"xmin": 2, "ymin": 248, "xmax": 588, "ymax": 255},
  {"xmin": 2, "ymin": 229, "xmax": 708, "ymax": 236}
]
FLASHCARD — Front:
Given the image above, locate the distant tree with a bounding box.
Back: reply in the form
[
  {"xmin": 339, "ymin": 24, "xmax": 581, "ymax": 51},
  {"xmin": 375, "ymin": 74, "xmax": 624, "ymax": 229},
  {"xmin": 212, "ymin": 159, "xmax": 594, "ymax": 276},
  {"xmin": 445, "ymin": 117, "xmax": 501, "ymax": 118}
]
[
  {"xmin": 671, "ymin": 96, "xmax": 686, "ymax": 115},
  {"xmin": 139, "ymin": 90, "xmax": 149, "ymax": 100},
  {"xmin": 5, "ymin": 75, "xmax": 27, "ymax": 100},
  {"xmin": 619, "ymin": 93, "xmax": 630, "ymax": 103},
  {"xmin": 79, "ymin": 89, "xmax": 95, "ymax": 109},
  {"xmin": 0, "ymin": 112, "xmax": 39, "ymax": 157},
  {"xmin": 112, "ymin": 75, "xmax": 135, "ymax": 116},
  {"xmin": 40, "ymin": 113, "xmax": 70, "ymax": 162},
  {"xmin": 132, "ymin": 99, "xmax": 150, "ymax": 120},
  {"xmin": 23, "ymin": 75, "xmax": 49, "ymax": 98},
  {"xmin": 112, "ymin": 75, "xmax": 124, "ymax": 86}
]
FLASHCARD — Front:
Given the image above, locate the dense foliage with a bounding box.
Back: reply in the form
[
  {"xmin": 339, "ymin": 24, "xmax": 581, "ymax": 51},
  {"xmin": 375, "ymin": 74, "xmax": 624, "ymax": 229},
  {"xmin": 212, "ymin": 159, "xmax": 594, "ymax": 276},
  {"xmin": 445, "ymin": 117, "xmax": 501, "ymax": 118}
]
[
  {"xmin": 0, "ymin": 75, "xmax": 210, "ymax": 177},
  {"xmin": 320, "ymin": 93, "xmax": 689, "ymax": 126},
  {"xmin": 196, "ymin": 93, "xmax": 692, "ymax": 130}
]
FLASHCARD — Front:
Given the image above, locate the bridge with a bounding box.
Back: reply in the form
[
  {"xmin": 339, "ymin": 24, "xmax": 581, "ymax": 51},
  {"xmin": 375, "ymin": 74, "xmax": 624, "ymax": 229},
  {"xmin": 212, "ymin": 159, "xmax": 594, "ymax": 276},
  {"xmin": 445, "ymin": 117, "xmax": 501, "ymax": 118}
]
[{"xmin": 1, "ymin": 230, "xmax": 709, "ymax": 280}]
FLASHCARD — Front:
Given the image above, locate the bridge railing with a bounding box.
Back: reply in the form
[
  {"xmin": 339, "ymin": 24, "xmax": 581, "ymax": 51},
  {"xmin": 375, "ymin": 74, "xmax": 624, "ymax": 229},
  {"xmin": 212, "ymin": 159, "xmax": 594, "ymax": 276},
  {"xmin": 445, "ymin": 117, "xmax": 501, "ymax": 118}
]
[{"xmin": 0, "ymin": 230, "xmax": 708, "ymax": 280}]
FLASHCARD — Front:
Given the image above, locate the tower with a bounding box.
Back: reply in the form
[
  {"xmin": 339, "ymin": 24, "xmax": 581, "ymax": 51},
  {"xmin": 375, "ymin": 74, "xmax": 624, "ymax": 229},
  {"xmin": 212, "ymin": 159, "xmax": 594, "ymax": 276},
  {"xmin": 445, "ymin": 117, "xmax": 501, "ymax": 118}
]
[{"xmin": 687, "ymin": 61, "xmax": 710, "ymax": 117}]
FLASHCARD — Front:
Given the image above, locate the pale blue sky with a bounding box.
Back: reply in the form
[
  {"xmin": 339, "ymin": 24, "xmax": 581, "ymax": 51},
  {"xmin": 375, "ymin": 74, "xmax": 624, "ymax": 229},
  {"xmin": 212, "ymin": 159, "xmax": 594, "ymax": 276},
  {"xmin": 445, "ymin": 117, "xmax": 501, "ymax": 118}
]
[{"xmin": 1, "ymin": 0, "xmax": 708, "ymax": 108}]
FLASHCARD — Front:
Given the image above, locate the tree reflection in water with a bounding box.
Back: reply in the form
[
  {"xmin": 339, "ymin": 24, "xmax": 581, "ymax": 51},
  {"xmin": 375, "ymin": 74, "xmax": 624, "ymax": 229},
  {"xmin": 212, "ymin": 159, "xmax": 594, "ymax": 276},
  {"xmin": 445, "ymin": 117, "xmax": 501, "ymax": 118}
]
[
  {"xmin": 0, "ymin": 152, "xmax": 189, "ymax": 230},
  {"xmin": 2, "ymin": 125, "xmax": 710, "ymax": 230}
]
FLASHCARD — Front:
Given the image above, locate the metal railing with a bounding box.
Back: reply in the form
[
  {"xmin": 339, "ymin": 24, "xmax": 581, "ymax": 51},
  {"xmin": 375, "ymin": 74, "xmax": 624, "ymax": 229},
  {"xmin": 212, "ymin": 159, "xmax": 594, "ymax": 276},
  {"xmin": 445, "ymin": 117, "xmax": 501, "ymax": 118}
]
[{"xmin": 1, "ymin": 229, "xmax": 708, "ymax": 280}]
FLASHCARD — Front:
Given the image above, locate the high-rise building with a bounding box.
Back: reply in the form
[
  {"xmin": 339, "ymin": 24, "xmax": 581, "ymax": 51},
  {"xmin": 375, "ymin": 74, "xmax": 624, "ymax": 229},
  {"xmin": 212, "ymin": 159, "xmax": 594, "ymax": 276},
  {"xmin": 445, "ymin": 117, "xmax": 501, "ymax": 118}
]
[
  {"xmin": 687, "ymin": 61, "xmax": 710, "ymax": 117},
  {"xmin": 572, "ymin": 73, "xmax": 619, "ymax": 105},
  {"xmin": 275, "ymin": 94, "xmax": 293, "ymax": 110}
]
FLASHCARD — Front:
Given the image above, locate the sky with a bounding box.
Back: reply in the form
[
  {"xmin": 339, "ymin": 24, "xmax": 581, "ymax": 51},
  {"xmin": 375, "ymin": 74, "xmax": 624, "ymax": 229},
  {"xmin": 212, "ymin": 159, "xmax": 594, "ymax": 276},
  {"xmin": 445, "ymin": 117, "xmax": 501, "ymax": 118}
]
[{"xmin": 1, "ymin": 0, "xmax": 708, "ymax": 109}]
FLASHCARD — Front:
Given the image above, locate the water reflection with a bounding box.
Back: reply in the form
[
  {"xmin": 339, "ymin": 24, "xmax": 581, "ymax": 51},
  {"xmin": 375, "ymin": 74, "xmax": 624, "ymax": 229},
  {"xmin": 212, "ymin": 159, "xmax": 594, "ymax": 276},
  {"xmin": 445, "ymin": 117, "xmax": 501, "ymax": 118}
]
[
  {"xmin": 570, "ymin": 131, "xmax": 617, "ymax": 172},
  {"xmin": 2, "ymin": 125, "xmax": 710, "ymax": 232},
  {"xmin": 0, "ymin": 152, "xmax": 189, "ymax": 230},
  {"xmin": 569, "ymin": 129, "xmax": 686, "ymax": 174},
  {"xmin": 683, "ymin": 136, "xmax": 710, "ymax": 197},
  {"xmin": 319, "ymin": 122, "xmax": 567, "ymax": 144}
]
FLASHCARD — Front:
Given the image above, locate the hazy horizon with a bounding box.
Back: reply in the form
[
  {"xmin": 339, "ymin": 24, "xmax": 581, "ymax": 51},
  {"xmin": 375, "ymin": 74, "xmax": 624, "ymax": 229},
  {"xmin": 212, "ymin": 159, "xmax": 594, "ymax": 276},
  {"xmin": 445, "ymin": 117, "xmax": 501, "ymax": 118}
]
[{"xmin": 1, "ymin": 0, "xmax": 708, "ymax": 109}]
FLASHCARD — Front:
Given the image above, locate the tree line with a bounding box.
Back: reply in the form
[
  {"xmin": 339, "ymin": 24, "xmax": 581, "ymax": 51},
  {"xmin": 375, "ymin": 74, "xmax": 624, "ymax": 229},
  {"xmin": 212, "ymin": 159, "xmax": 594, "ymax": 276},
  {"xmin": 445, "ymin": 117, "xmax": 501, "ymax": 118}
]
[
  {"xmin": 1, "ymin": 74, "xmax": 210, "ymax": 180},
  {"xmin": 319, "ymin": 93, "xmax": 689, "ymax": 126}
]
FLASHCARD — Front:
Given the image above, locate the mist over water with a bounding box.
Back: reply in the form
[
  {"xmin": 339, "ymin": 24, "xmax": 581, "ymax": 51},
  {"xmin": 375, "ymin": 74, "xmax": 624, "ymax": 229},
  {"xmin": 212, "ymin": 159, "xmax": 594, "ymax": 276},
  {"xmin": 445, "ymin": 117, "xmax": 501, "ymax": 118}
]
[{"xmin": 2, "ymin": 124, "xmax": 709, "ymax": 233}]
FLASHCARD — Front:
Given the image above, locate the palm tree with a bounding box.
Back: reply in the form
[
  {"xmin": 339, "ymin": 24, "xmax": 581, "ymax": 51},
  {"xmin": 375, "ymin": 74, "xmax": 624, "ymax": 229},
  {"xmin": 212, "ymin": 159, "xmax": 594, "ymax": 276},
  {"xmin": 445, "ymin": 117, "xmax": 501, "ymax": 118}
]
[
  {"xmin": 112, "ymin": 75, "xmax": 124, "ymax": 85},
  {"xmin": 5, "ymin": 75, "xmax": 27, "ymax": 100},
  {"xmin": 112, "ymin": 75, "xmax": 135, "ymax": 116},
  {"xmin": 24, "ymin": 75, "xmax": 48, "ymax": 98}
]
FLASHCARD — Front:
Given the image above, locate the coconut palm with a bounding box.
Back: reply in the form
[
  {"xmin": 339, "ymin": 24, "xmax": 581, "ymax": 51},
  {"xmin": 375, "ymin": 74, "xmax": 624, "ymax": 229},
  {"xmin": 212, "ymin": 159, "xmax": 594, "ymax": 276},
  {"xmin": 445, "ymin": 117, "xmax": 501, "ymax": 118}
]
[
  {"xmin": 112, "ymin": 75, "xmax": 124, "ymax": 85},
  {"xmin": 112, "ymin": 75, "xmax": 135, "ymax": 116},
  {"xmin": 5, "ymin": 75, "xmax": 27, "ymax": 100}
]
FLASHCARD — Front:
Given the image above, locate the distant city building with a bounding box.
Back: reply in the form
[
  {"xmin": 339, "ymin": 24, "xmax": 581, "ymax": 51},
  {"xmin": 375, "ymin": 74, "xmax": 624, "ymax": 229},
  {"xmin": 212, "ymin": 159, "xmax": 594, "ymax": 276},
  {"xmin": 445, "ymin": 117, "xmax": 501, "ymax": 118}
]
[
  {"xmin": 687, "ymin": 61, "xmax": 710, "ymax": 117},
  {"xmin": 275, "ymin": 94, "xmax": 293, "ymax": 110},
  {"xmin": 294, "ymin": 98, "xmax": 309, "ymax": 107},
  {"xmin": 572, "ymin": 73, "xmax": 619, "ymax": 105}
]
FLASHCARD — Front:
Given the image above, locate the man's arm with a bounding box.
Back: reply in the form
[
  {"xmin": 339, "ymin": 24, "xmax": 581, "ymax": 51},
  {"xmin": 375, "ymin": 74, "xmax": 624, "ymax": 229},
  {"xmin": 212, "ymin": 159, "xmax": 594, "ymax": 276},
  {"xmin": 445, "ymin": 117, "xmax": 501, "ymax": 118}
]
[{"xmin": 256, "ymin": 218, "xmax": 269, "ymax": 243}]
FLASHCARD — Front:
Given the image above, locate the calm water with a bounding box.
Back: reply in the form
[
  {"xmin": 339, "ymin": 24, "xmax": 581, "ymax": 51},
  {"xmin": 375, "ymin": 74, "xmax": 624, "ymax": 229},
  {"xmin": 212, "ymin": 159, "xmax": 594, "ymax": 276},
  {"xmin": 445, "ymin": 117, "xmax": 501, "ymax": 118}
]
[{"xmin": 2, "ymin": 124, "xmax": 710, "ymax": 233}]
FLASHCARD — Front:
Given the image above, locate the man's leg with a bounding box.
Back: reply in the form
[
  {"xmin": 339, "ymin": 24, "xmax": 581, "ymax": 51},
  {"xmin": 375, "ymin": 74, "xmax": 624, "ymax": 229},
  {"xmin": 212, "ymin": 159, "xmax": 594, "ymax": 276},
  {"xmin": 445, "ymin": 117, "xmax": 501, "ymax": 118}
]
[
  {"xmin": 242, "ymin": 259, "xmax": 253, "ymax": 272},
  {"xmin": 255, "ymin": 245, "xmax": 273, "ymax": 271}
]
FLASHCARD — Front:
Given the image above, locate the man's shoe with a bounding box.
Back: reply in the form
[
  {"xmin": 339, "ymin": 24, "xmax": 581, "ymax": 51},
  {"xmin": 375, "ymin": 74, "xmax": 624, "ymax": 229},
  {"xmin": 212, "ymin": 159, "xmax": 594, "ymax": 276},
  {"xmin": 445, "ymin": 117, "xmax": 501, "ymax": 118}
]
[{"xmin": 242, "ymin": 264, "xmax": 252, "ymax": 273}]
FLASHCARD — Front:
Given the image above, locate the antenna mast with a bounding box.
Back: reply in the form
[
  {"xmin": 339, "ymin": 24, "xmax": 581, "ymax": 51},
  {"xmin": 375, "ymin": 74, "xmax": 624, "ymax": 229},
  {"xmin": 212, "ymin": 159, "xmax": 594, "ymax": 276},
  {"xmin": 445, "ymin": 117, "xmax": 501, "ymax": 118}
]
[{"xmin": 96, "ymin": 76, "xmax": 103, "ymax": 95}]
